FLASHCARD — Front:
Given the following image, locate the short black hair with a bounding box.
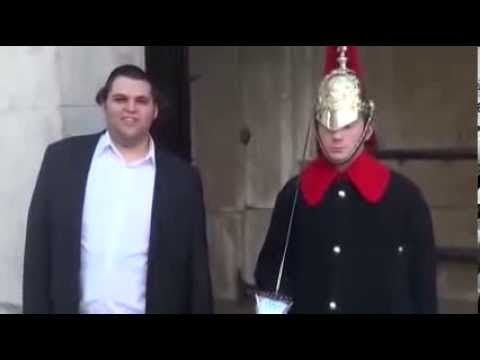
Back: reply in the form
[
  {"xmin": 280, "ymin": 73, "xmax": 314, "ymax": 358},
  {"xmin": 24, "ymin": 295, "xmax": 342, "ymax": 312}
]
[{"xmin": 95, "ymin": 64, "xmax": 164, "ymax": 107}]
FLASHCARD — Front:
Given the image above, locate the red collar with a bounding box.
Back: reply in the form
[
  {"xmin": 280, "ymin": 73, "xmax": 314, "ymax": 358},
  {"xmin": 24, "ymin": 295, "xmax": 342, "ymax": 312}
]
[{"xmin": 299, "ymin": 150, "xmax": 391, "ymax": 206}]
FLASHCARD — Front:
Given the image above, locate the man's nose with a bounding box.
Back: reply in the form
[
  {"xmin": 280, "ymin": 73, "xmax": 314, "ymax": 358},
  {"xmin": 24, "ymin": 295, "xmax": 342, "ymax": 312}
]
[
  {"xmin": 126, "ymin": 99, "xmax": 136, "ymax": 112},
  {"xmin": 331, "ymin": 130, "xmax": 342, "ymax": 141}
]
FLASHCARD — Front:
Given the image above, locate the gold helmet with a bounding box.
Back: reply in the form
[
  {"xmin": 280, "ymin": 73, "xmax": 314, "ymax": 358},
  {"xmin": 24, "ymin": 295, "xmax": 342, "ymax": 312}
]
[{"xmin": 315, "ymin": 46, "xmax": 375, "ymax": 132}]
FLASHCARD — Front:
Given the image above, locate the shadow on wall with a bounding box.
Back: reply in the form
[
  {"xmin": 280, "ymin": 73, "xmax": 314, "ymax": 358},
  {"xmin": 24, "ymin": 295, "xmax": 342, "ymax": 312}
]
[{"xmin": 0, "ymin": 302, "xmax": 22, "ymax": 314}]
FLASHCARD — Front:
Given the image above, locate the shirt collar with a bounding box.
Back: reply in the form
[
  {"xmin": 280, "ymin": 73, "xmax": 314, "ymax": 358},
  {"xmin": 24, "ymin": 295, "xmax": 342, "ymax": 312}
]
[
  {"xmin": 95, "ymin": 131, "xmax": 156, "ymax": 167},
  {"xmin": 299, "ymin": 150, "xmax": 390, "ymax": 206}
]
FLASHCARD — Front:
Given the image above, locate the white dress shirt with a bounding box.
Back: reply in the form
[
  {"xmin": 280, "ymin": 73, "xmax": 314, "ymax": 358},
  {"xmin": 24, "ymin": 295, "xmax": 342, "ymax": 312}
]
[{"xmin": 80, "ymin": 132, "xmax": 156, "ymax": 314}]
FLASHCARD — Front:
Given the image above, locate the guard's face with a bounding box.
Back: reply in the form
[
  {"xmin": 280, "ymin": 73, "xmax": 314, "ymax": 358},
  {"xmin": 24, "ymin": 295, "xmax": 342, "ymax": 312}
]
[
  {"xmin": 103, "ymin": 76, "xmax": 158, "ymax": 147},
  {"xmin": 317, "ymin": 119, "xmax": 372, "ymax": 164}
]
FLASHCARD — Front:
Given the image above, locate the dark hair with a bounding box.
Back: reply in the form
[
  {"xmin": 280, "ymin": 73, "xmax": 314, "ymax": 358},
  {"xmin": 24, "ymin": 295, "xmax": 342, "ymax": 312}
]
[{"xmin": 95, "ymin": 64, "xmax": 164, "ymax": 107}]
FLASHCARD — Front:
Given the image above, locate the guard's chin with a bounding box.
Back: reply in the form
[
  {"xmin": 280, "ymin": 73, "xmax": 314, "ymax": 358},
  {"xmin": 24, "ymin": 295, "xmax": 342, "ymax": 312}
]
[
  {"xmin": 327, "ymin": 146, "xmax": 362, "ymax": 166},
  {"xmin": 324, "ymin": 149, "xmax": 352, "ymax": 164}
]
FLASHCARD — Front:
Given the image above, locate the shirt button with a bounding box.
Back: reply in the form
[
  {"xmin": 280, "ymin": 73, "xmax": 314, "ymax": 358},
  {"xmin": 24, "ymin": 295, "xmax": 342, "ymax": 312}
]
[
  {"xmin": 338, "ymin": 190, "xmax": 346, "ymax": 198},
  {"xmin": 333, "ymin": 246, "xmax": 341, "ymax": 254},
  {"xmin": 329, "ymin": 301, "xmax": 337, "ymax": 311}
]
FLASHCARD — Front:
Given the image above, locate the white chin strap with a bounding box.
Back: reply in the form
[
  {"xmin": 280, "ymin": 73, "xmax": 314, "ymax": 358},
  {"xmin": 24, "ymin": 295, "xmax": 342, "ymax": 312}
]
[{"xmin": 316, "ymin": 117, "xmax": 373, "ymax": 166}]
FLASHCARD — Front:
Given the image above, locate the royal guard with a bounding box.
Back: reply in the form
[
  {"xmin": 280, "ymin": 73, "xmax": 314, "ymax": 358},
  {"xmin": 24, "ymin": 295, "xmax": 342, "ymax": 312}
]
[{"xmin": 255, "ymin": 46, "xmax": 437, "ymax": 314}]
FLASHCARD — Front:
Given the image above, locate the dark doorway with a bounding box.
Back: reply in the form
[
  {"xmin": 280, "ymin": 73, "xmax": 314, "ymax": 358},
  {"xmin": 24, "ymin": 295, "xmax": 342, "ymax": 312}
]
[{"xmin": 145, "ymin": 46, "xmax": 191, "ymax": 162}]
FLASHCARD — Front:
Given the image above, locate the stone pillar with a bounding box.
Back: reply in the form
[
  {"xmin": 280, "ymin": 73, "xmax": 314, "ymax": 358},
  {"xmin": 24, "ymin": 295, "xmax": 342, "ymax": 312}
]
[{"xmin": 0, "ymin": 46, "xmax": 62, "ymax": 313}]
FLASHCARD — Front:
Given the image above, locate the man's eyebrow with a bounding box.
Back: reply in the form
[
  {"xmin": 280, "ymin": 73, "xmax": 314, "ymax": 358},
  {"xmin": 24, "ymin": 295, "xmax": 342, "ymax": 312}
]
[{"xmin": 110, "ymin": 93, "xmax": 151, "ymax": 99}]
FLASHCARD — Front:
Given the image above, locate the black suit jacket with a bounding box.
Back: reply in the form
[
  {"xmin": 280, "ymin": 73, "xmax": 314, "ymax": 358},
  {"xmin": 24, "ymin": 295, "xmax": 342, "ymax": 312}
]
[{"xmin": 23, "ymin": 132, "xmax": 213, "ymax": 314}]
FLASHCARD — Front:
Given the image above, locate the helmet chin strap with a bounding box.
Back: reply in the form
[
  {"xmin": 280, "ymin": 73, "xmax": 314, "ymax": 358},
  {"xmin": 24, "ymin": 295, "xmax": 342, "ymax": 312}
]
[{"xmin": 316, "ymin": 116, "xmax": 374, "ymax": 167}]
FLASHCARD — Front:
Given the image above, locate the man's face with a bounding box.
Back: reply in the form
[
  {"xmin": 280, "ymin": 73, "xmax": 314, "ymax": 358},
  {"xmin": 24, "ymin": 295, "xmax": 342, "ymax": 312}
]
[
  {"xmin": 103, "ymin": 76, "xmax": 158, "ymax": 147},
  {"xmin": 317, "ymin": 119, "xmax": 372, "ymax": 163}
]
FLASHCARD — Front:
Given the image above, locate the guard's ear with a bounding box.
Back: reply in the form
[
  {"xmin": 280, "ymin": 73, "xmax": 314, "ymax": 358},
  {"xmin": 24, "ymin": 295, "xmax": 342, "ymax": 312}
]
[{"xmin": 365, "ymin": 123, "xmax": 374, "ymax": 141}]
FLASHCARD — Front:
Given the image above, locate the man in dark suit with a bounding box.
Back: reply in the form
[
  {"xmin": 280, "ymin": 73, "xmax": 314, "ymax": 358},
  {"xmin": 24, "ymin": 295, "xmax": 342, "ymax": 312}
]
[{"xmin": 23, "ymin": 64, "xmax": 213, "ymax": 314}]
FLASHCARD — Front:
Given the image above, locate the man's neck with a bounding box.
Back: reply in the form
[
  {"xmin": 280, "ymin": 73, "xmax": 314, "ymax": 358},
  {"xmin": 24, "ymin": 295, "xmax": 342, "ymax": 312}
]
[{"xmin": 109, "ymin": 133, "xmax": 151, "ymax": 163}]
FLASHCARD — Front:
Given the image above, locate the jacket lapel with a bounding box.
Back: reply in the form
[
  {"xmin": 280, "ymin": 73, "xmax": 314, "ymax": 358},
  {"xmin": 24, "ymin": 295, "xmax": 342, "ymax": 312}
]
[{"xmin": 145, "ymin": 149, "xmax": 176, "ymax": 313}]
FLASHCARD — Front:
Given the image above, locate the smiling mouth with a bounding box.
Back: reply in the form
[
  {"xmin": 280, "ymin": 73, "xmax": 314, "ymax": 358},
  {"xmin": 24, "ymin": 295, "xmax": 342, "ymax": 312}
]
[{"xmin": 121, "ymin": 117, "xmax": 138, "ymax": 125}]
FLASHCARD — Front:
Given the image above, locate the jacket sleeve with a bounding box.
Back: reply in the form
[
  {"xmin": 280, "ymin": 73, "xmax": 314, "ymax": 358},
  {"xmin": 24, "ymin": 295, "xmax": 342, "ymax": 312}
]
[
  {"xmin": 190, "ymin": 168, "xmax": 214, "ymax": 314},
  {"xmin": 254, "ymin": 179, "xmax": 297, "ymax": 295},
  {"xmin": 408, "ymin": 188, "xmax": 438, "ymax": 314},
  {"xmin": 23, "ymin": 145, "xmax": 53, "ymax": 314}
]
